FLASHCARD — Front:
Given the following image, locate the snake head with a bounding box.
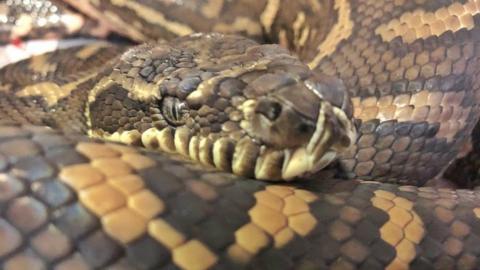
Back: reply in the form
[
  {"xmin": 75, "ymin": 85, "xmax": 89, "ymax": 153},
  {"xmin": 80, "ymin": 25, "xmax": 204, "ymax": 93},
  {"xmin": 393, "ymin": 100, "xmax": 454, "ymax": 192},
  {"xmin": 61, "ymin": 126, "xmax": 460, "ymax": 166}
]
[
  {"xmin": 88, "ymin": 33, "xmax": 356, "ymax": 181},
  {"xmin": 239, "ymin": 71, "xmax": 356, "ymax": 180}
]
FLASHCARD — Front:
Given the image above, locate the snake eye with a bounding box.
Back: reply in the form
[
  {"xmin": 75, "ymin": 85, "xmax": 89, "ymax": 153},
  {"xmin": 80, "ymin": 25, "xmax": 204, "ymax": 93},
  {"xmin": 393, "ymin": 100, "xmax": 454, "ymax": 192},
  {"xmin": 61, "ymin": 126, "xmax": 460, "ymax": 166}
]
[
  {"xmin": 255, "ymin": 100, "xmax": 282, "ymax": 121},
  {"xmin": 162, "ymin": 97, "xmax": 189, "ymax": 126}
]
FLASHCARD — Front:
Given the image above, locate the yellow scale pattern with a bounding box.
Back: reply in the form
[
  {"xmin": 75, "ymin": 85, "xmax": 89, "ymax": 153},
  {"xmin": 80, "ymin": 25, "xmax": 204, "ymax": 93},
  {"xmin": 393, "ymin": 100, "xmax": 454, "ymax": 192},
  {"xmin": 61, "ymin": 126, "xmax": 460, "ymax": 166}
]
[
  {"xmin": 352, "ymin": 89, "xmax": 469, "ymax": 142},
  {"xmin": 59, "ymin": 142, "xmax": 218, "ymax": 270},
  {"xmin": 227, "ymin": 185, "xmax": 318, "ymax": 264},
  {"xmin": 371, "ymin": 190, "xmax": 425, "ymax": 270},
  {"xmin": 376, "ymin": 0, "xmax": 480, "ymax": 43},
  {"xmin": 309, "ymin": 0, "xmax": 353, "ymax": 68}
]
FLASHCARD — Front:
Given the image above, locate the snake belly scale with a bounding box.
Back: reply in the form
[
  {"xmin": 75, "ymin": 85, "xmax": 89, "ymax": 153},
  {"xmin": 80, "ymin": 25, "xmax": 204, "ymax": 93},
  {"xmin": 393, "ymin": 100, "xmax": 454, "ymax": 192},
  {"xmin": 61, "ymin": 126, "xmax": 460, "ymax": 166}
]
[{"xmin": 1, "ymin": 0, "xmax": 480, "ymax": 270}]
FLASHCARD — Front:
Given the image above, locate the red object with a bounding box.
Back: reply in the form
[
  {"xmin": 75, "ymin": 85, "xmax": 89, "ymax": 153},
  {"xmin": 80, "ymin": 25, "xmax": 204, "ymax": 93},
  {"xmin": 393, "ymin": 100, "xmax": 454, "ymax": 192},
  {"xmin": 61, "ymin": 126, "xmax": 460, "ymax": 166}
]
[{"xmin": 11, "ymin": 37, "xmax": 23, "ymax": 48}]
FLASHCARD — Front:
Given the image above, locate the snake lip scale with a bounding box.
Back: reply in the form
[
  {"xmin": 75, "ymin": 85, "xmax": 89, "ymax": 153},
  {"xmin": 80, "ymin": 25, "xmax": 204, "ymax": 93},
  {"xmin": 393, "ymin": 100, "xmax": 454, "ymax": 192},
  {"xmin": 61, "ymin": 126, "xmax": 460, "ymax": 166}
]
[{"xmin": 1, "ymin": 0, "xmax": 480, "ymax": 270}]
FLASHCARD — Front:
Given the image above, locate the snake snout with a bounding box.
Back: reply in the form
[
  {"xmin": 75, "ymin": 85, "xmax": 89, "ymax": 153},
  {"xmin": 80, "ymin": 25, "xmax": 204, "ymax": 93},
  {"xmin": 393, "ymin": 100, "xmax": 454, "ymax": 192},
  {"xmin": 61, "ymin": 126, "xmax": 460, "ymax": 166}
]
[
  {"xmin": 241, "ymin": 73, "xmax": 356, "ymax": 180},
  {"xmin": 247, "ymin": 88, "xmax": 320, "ymax": 150},
  {"xmin": 254, "ymin": 98, "xmax": 317, "ymax": 138},
  {"xmin": 275, "ymin": 74, "xmax": 357, "ymax": 180}
]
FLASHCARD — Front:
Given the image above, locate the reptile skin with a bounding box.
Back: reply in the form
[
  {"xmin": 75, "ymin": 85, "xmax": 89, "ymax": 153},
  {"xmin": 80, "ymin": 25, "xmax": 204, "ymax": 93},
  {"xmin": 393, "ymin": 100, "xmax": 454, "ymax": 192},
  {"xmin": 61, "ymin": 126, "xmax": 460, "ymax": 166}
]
[{"xmin": 1, "ymin": 0, "xmax": 480, "ymax": 269}]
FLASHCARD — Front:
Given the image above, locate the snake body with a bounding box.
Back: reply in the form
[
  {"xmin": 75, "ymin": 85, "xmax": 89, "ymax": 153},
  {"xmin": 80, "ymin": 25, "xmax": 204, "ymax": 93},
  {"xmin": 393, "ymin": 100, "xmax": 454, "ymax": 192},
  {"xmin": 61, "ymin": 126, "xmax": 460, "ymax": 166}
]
[{"xmin": 1, "ymin": 0, "xmax": 480, "ymax": 269}]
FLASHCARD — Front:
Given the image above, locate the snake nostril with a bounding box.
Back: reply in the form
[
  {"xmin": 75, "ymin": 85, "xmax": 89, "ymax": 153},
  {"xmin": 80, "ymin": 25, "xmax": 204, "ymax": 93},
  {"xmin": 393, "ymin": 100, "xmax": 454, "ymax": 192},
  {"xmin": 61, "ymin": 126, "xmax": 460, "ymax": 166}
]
[
  {"xmin": 255, "ymin": 100, "xmax": 282, "ymax": 121},
  {"xmin": 297, "ymin": 122, "xmax": 313, "ymax": 133}
]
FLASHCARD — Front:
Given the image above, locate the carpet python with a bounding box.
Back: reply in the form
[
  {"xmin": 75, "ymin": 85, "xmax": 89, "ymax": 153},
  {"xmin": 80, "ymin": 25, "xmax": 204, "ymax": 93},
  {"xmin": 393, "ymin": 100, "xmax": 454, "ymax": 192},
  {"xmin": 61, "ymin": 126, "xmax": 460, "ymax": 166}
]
[{"xmin": 1, "ymin": 0, "xmax": 480, "ymax": 269}]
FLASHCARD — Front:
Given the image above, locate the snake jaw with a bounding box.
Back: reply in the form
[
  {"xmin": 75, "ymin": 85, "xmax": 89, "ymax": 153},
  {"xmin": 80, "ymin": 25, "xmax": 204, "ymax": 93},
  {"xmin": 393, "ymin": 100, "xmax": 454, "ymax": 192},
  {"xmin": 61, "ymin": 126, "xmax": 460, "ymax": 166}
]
[
  {"xmin": 85, "ymin": 35, "xmax": 357, "ymax": 181},
  {"xmin": 277, "ymin": 100, "xmax": 357, "ymax": 180},
  {"xmin": 237, "ymin": 74, "xmax": 357, "ymax": 180}
]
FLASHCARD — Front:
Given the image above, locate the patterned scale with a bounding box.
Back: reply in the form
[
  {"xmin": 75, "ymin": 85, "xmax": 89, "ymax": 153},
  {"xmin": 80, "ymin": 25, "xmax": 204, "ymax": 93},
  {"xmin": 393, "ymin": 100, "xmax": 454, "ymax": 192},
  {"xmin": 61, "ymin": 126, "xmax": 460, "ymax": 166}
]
[
  {"xmin": 0, "ymin": 0, "xmax": 480, "ymax": 270},
  {"xmin": 0, "ymin": 124, "xmax": 480, "ymax": 269}
]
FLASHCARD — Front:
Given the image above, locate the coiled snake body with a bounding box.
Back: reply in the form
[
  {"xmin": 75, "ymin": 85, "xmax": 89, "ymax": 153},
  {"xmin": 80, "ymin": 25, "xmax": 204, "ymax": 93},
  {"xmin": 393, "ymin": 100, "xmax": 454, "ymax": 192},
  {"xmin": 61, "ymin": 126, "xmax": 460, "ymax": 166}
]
[{"xmin": 1, "ymin": 0, "xmax": 480, "ymax": 269}]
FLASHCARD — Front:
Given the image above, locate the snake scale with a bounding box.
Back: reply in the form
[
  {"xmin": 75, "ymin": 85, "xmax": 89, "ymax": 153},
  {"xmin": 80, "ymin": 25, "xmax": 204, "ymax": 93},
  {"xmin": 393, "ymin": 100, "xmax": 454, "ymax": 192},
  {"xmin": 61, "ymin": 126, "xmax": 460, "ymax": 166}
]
[{"xmin": 1, "ymin": 0, "xmax": 480, "ymax": 269}]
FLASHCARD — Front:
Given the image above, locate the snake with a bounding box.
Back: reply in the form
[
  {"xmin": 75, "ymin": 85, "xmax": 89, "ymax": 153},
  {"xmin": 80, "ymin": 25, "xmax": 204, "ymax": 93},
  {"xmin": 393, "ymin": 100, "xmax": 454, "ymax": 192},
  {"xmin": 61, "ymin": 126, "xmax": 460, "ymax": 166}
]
[{"xmin": 1, "ymin": 0, "xmax": 480, "ymax": 269}]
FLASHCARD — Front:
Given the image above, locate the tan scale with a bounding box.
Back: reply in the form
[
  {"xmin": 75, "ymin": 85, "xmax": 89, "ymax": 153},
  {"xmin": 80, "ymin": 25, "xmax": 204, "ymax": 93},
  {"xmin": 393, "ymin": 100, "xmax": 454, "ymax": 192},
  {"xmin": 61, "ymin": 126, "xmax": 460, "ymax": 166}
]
[
  {"xmin": 371, "ymin": 190, "xmax": 426, "ymax": 270},
  {"xmin": 187, "ymin": 59, "xmax": 271, "ymax": 106},
  {"xmin": 375, "ymin": 0, "xmax": 480, "ymax": 43},
  {"xmin": 185, "ymin": 180, "xmax": 218, "ymax": 201},
  {"xmin": 149, "ymin": 218, "xmax": 186, "ymax": 250},
  {"xmin": 260, "ymin": 0, "xmax": 281, "ymax": 33},
  {"xmin": 201, "ymin": 0, "xmax": 224, "ymax": 19},
  {"xmin": 292, "ymin": 12, "xmax": 310, "ymax": 48},
  {"xmin": 109, "ymin": 0, "xmax": 193, "ymax": 36},
  {"xmin": 28, "ymin": 54, "xmax": 57, "ymax": 75},
  {"xmin": 0, "ymin": 219, "xmax": 22, "ymax": 257},
  {"xmin": 308, "ymin": 0, "xmax": 353, "ymax": 68},
  {"xmin": 54, "ymin": 253, "xmax": 91, "ymax": 270},
  {"xmin": 3, "ymin": 251, "xmax": 45, "ymax": 270},
  {"xmin": 188, "ymin": 136, "xmax": 201, "ymax": 162},
  {"xmin": 31, "ymin": 225, "xmax": 72, "ymax": 261},
  {"xmin": 227, "ymin": 185, "xmax": 318, "ymax": 264},
  {"xmin": 172, "ymin": 240, "xmax": 218, "ymax": 270},
  {"xmin": 89, "ymin": 66, "xmax": 162, "ymax": 103},
  {"xmin": 213, "ymin": 17, "xmax": 263, "ymax": 36},
  {"xmin": 59, "ymin": 142, "xmax": 218, "ymax": 270},
  {"xmin": 91, "ymin": 129, "xmax": 142, "ymax": 146},
  {"xmin": 108, "ymin": 174, "xmax": 145, "ymax": 195},
  {"xmin": 3, "ymin": 0, "xmax": 480, "ymax": 268},
  {"xmin": 75, "ymin": 43, "xmax": 110, "ymax": 59},
  {"xmin": 16, "ymin": 72, "xmax": 98, "ymax": 107},
  {"xmin": 104, "ymin": 10, "xmax": 147, "ymax": 41},
  {"xmin": 352, "ymin": 90, "xmax": 469, "ymax": 142},
  {"xmin": 60, "ymin": 143, "xmax": 154, "ymax": 243},
  {"xmin": 212, "ymin": 137, "xmax": 235, "ymax": 172},
  {"xmin": 142, "ymin": 127, "xmax": 177, "ymax": 153}
]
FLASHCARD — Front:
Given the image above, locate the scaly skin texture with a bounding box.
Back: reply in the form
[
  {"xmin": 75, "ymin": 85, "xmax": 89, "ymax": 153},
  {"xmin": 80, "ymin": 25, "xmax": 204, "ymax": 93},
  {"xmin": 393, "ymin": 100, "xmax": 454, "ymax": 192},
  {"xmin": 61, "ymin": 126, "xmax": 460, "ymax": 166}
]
[
  {"xmin": 65, "ymin": 0, "xmax": 480, "ymax": 185},
  {"xmin": 0, "ymin": 38, "xmax": 356, "ymax": 181},
  {"xmin": 311, "ymin": 0, "xmax": 480, "ymax": 185},
  {"xmin": 0, "ymin": 124, "xmax": 479, "ymax": 270},
  {"xmin": 1, "ymin": 0, "xmax": 480, "ymax": 269},
  {"xmin": 445, "ymin": 122, "xmax": 480, "ymax": 188}
]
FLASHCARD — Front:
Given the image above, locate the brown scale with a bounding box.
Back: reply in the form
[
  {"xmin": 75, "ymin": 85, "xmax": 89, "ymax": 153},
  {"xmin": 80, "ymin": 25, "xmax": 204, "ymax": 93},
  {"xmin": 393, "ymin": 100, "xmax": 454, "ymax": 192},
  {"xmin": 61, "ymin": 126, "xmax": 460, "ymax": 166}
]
[
  {"xmin": 90, "ymin": 82, "xmax": 189, "ymax": 137},
  {"xmin": 445, "ymin": 121, "xmax": 480, "ymax": 187},
  {"xmin": 3, "ymin": 0, "xmax": 480, "ymax": 269},
  {"xmin": 69, "ymin": 0, "xmax": 480, "ymax": 185},
  {"xmin": 304, "ymin": 0, "xmax": 480, "ymax": 184},
  {"xmin": 0, "ymin": 125, "xmax": 479, "ymax": 269},
  {"xmin": 84, "ymin": 34, "xmax": 352, "ymax": 181},
  {"xmin": 0, "ymin": 44, "xmax": 124, "ymax": 133}
]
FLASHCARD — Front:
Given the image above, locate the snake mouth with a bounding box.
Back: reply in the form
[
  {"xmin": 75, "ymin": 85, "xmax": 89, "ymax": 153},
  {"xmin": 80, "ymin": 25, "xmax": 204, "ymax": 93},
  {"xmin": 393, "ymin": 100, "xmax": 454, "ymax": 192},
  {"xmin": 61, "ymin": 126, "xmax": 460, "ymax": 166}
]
[
  {"xmin": 88, "ymin": 87, "xmax": 356, "ymax": 181},
  {"xmin": 249, "ymin": 102, "xmax": 354, "ymax": 180},
  {"xmin": 234, "ymin": 74, "xmax": 357, "ymax": 180},
  {"xmin": 272, "ymin": 74, "xmax": 357, "ymax": 180},
  {"xmin": 89, "ymin": 99, "xmax": 355, "ymax": 182},
  {"xmin": 279, "ymin": 101, "xmax": 356, "ymax": 180}
]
